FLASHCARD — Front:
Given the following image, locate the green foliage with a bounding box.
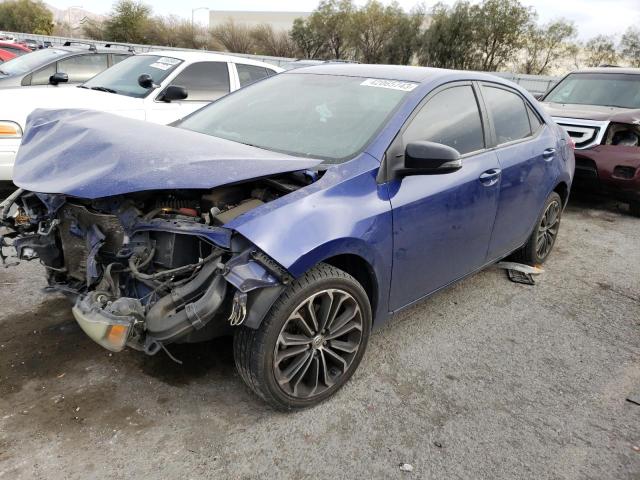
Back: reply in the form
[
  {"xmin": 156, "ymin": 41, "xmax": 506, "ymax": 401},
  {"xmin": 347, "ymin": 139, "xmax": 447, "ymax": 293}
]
[
  {"xmin": 0, "ymin": 0, "xmax": 54, "ymax": 35},
  {"xmin": 584, "ymin": 35, "xmax": 617, "ymax": 67},
  {"xmin": 308, "ymin": 0, "xmax": 354, "ymax": 59},
  {"xmin": 103, "ymin": 0, "xmax": 153, "ymax": 44},
  {"xmin": 520, "ymin": 19, "xmax": 577, "ymax": 75},
  {"xmin": 290, "ymin": 17, "xmax": 326, "ymax": 59},
  {"xmin": 349, "ymin": 1, "xmax": 403, "ymax": 64},
  {"xmin": 620, "ymin": 27, "xmax": 640, "ymax": 67}
]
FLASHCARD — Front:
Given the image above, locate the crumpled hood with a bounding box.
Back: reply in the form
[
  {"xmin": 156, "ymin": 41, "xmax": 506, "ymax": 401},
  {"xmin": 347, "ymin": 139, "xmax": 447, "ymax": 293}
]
[
  {"xmin": 13, "ymin": 109, "xmax": 322, "ymax": 199},
  {"xmin": 542, "ymin": 102, "xmax": 640, "ymax": 124}
]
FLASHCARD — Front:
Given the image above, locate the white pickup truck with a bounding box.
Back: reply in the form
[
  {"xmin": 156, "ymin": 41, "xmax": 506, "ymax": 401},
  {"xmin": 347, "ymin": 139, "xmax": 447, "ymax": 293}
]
[{"xmin": 0, "ymin": 50, "xmax": 282, "ymax": 181}]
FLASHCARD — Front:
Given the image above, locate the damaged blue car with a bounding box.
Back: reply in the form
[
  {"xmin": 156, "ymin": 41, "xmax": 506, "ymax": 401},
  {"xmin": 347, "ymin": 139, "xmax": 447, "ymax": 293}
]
[{"xmin": 0, "ymin": 65, "xmax": 574, "ymax": 409}]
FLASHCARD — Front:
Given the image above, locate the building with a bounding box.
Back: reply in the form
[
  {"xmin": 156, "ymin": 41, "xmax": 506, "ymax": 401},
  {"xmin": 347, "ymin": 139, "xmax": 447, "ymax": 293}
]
[{"xmin": 209, "ymin": 11, "xmax": 311, "ymax": 31}]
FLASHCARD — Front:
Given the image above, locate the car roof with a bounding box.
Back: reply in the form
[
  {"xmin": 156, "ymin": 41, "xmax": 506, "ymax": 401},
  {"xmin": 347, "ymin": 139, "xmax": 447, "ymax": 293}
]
[
  {"xmin": 283, "ymin": 63, "xmax": 511, "ymax": 84},
  {"xmin": 138, "ymin": 50, "xmax": 282, "ymax": 69},
  {"xmin": 567, "ymin": 67, "xmax": 640, "ymax": 75}
]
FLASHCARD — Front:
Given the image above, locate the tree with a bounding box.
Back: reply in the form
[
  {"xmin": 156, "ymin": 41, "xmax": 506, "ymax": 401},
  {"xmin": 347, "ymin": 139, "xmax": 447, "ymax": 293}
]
[
  {"xmin": 383, "ymin": 6, "xmax": 424, "ymax": 65},
  {"xmin": 620, "ymin": 27, "xmax": 640, "ymax": 67},
  {"xmin": 251, "ymin": 24, "xmax": 297, "ymax": 57},
  {"xmin": 82, "ymin": 19, "xmax": 106, "ymax": 40},
  {"xmin": 419, "ymin": 1, "xmax": 479, "ymax": 70},
  {"xmin": 584, "ymin": 35, "xmax": 617, "ymax": 67},
  {"xmin": 520, "ymin": 19, "xmax": 576, "ymax": 75},
  {"xmin": 473, "ymin": 0, "xmax": 533, "ymax": 71},
  {"xmin": 210, "ymin": 19, "xmax": 254, "ymax": 54},
  {"xmin": 308, "ymin": 0, "xmax": 354, "ymax": 59},
  {"xmin": 350, "ymin": 1, "xmax": 405, "ymax": 64},
  {"xmin": 290, "ymin": 17, "xmax": 326, "ymax": 59},
  {"xmin": 103, "ymin": 0, "xmax": 153, "ymax": 44},
  {"xmin": 0, "ymin": 0, "xmax": 54, "ymax": 35}
]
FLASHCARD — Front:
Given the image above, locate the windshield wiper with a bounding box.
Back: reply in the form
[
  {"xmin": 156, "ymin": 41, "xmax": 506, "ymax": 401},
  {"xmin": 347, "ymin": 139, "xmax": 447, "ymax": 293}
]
[{"xmin": 90, "ymin": 86, "xmax": 117, "ymax": 93}]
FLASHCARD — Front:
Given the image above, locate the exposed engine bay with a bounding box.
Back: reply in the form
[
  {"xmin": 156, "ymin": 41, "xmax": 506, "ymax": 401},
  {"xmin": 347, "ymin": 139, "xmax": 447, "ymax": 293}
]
[{"xmin": 0, "ymin": 171, "xmax": 316, "ymax": 355}]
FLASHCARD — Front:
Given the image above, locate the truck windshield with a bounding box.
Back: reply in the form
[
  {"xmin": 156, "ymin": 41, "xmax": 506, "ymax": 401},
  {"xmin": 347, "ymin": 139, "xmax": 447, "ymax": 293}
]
[
  {"xmin": 178, "ymin": 73, "xmax": 414, "ymax": 163},
  {"xmin": 0, "ymin": 48, "xmax": 67, "ymax": 76},
  {"xmin": 83, "ymin": 55, "xmax": 182, "ymax": 98},
  {"xmin": 544, "ymin": 73, "xmax": 640, "ymax": 109}
]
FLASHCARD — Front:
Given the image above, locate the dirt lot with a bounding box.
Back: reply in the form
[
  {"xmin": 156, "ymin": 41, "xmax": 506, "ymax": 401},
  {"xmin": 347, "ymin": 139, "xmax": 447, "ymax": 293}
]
[{"xmin": 0, "ymin": 193, "xmax": 638, "ymax": 480}]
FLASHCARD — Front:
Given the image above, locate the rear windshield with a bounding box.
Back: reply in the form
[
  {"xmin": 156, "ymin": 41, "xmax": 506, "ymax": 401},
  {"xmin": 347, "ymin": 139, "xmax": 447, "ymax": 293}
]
[
  {"xmin": 544, "ymin": 73, "xmax": 640, "ymax": 109},
  {"xmin": 0, "ymin": 48, "xmax": 67, "ymax": 76}
]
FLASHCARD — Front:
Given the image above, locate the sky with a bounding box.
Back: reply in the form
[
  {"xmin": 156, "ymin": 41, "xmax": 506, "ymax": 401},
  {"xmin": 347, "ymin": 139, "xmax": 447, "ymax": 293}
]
[{"xmin": 47, "ymin": 0, "xmax": 640, "ymax": 40}]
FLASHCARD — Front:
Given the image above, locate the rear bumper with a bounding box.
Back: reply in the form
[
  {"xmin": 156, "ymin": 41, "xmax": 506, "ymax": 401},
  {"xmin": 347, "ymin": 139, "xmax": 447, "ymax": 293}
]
[{"xmin": 574, "ymin": 145, "xmax": 640, "ymax": 203}]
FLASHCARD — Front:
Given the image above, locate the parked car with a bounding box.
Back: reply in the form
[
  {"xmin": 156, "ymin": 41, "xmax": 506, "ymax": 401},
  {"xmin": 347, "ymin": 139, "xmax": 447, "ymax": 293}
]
[
  {"xmin": 0, "ymin": 65, "xmax": 574, "ymax": 409},
  {"xmin": 0, "ymin": 42, "xmax": 134, "ymax": 89},
  {"xmin": 21, "ymin": 38, "xmax": 44, "ymax": 51},
  {"xmin": 0, "ymin": 41, "xmax": 30, "ymax": 57},
  {"xmin": 0, "ymin": 50, "xmax": 281, "ymax": 183},
  {"xmin": 0, "ymin": 48, "xmax": 16, "ymax": 63},
  {"xmin": 541, "ymin": 67, "xmax": 640, "ymax": 216}
]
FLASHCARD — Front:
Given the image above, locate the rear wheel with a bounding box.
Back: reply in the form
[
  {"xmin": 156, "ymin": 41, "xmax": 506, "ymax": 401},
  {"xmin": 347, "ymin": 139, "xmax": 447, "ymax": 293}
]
[
  {"xmin": 233, "ymin": 263, "xmax": 372, "ymax": 410},
  {"xmin": 513, "ymin": 191, "xmax": 563, "ymax": 265}
]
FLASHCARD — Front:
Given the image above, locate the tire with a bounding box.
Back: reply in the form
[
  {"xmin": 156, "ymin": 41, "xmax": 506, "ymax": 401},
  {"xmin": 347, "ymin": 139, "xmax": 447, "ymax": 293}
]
[
  {"xmin": 233, "ymin": 263, "xmax": 372, "ymax": 410},
  {"xmin": 630, "ymin": 202, "xmax": 640, "ymax": 218},
  {"xmin": 512, "ymin": 191, "xmax": 563, "ymax": 266}
]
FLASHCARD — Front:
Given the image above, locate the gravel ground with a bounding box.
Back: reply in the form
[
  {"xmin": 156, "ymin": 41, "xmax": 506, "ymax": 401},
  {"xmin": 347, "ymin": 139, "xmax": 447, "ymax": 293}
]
[{"xmin": 0, "ymin": 193, "xmax": 638, "ymax": 480}]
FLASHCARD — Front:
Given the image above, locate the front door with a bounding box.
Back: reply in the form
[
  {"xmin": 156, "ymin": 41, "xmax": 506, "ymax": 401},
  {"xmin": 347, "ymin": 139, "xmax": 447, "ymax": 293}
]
[{"xmin": 388, "ymin": 83, "xmax": 501, "ymax": 310}]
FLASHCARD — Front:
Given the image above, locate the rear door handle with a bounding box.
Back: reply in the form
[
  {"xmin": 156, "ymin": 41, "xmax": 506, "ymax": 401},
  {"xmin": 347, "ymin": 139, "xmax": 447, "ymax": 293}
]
[
  {"xmin": 479, "ymin": 168, "xmax": 501, "ymax": 187},
  {"xmin": 543, "ymin": 148, "xmax": 556, "ymax": 161}
]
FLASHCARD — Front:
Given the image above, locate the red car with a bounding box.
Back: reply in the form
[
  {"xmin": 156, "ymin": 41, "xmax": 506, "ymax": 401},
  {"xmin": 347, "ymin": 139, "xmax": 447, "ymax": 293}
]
[
  {"xmin": 541, "ymin": 68, "xmax": 640, "ymax": 216},
  {"xmin": 0, "ymin": 41, "xmax": 31, "ymax": 57},
  {"xmin": 0, "ymin": 48, "xmax": 16, "ymax": 63}
]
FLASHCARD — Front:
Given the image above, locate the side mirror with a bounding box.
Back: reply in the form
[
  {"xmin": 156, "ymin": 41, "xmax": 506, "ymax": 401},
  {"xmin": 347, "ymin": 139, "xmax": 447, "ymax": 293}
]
[
  {"xmin": 137, "ymin": 73, "xmax": 157, "ymax": 89},
  {"xmin": 160, "ymin": 85, "xmax": 188, "ymax": 102},
  {"xmin": 402, "ymin": 141, "xmax": 462, "ymax": 176},
  {"xmin": 49, "ymin": 72, "xmax": 68, "ymax": 86}
]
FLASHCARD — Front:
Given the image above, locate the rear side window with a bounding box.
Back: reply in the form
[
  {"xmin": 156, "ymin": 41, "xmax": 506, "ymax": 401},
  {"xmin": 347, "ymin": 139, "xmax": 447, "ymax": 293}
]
[
  {"xmin": 170, "ymin": 62, "xmax": 230, "ymax": 101},
  {"xmin": 58, "ymin": 54, "xmax": 109, "ymax": 82},
  {"xmin": 237, "ymin": 63, "xmax": 272, "ymax": 87},
  {"xmin": 112, "ymin": 54, "xmax": 129, "ymax": 65},
  {"xmin": 403, "ymin": 85, "xmax": 485, "ymax": 155},
  {"xmin": 483, "ymin": 86, "xmax": 531, "ymax": 145},
  {"xmin": 527, "ymin": 104, "xmax": 543, "ymax": 133}
]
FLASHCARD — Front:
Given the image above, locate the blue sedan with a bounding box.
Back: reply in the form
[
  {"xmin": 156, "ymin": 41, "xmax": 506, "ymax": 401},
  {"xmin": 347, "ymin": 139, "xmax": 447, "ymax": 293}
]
[{"xmin": 1, "ymin": 64, "xmax": 574, "ymax": 409}]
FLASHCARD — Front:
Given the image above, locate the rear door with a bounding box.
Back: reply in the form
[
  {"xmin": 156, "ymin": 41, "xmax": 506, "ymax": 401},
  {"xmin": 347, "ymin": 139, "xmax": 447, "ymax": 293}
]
[
  {"xmin": 388, "ymin": 82, "xmax": 501, "ymax": 310},
  {"xmin": 479, "ymin": 83, "xmax": 559, "ymax": 260}
]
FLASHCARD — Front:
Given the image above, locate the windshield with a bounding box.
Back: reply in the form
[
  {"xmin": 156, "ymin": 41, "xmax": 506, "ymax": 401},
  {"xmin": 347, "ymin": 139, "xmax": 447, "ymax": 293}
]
[
  {"xmin": 0, "ymin": 48, "xmax": 67, "ymax": 76},
  {"xmin": 83, "ymin": 55, "xmax": 182, "ymax": 98},
  {"xmin": 178, "ymin": 73, "xmax": 413, "ymax": 162},
  {"xmin": 545, "ymin": 73, "xmax": 640, "ymax": 109}
]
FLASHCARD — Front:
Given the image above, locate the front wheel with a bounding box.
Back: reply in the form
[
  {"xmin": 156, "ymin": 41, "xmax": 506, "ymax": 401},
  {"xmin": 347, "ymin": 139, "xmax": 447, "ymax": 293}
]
[
  {"xmin": 233, "ymin": 263, "xmax": 372, "ymax": 410},
  {"xmin": 513, "ymin": 191, "xmax": 563, "ymax": 265}
]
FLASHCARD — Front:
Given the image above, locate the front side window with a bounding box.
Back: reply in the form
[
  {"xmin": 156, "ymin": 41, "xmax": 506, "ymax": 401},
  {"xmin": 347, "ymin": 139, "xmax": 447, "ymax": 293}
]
[
  {"xmin": 544, "ymin": 73, "xmax": 640, "ymax": 109},
  {"xmin": 30, "ymin": 63, "xmax": 56, "ymax": 85},
  {"xmin": 169, "ymin": 62, "xmax": 230, "ymax": 101},
  {"xmin": 483, "ymin": 86, "xmax": 531, "ymax": 145},
  {"xmin": 403, "ymin": 85, "xmax": 485, "ymax": 155},
  {"xmin": 178, "ymin": 73, "xmax": 412, "ymax": 162},
  {"xmin": 237, "ymin": 63, "xmax": 272, "ymax": 87},
  {"xmin": 58, "ymin": 54, "xmax": 109, "ymax": 83},
  {"xmin": 83, "ymin": 55, "xmax": 182, "ymax": 98}
]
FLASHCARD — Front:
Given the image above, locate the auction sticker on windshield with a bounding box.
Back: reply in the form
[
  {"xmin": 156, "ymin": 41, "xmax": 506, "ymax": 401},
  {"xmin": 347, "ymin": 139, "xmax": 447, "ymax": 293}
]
[
  {"xmin": 361, "ymin": 79, "xmax": 418, "ymax": 92},
  {"xmin": 149, "ymin": 57, "xmax": 180, "ymax": 70}
]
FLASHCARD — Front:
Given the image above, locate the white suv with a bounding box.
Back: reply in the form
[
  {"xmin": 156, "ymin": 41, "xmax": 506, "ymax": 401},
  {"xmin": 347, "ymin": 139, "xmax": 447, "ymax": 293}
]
[{"xmin": 0, "ymin": 50, "xmax": 282, "ymax": 181}]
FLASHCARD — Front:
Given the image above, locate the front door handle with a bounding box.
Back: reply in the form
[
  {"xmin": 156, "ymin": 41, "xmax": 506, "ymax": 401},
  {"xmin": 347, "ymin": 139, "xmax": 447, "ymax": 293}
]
[
  {"xmin": 543, "ymin": 148, "xmax": 556, "ymax": 161},
  {"xmin": 479, "ymin": 168, "xmax": 501, "ymax": 186}
]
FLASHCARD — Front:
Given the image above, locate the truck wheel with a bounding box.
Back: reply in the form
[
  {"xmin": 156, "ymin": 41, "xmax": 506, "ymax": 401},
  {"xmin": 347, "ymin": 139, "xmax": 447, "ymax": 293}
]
[
  {"xmin": 234, "ymin": 263, "xmax": 372, "ymax": 410},
  {"xmin": 513, "ymin": 191, "xmax": 563, "ymax": 266},
  {"xmin": 630, "ymin": 202, "xmax": 640, "ymax": 218}
]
